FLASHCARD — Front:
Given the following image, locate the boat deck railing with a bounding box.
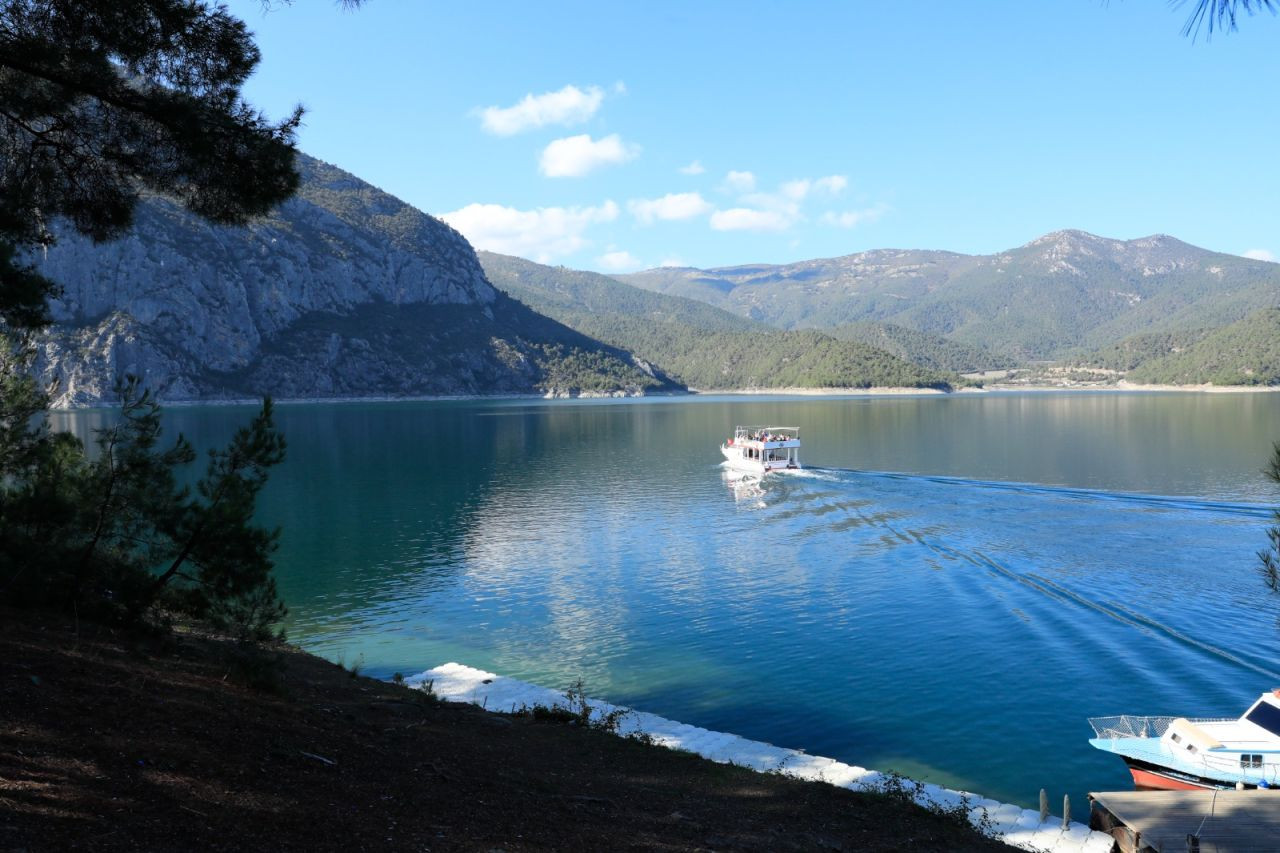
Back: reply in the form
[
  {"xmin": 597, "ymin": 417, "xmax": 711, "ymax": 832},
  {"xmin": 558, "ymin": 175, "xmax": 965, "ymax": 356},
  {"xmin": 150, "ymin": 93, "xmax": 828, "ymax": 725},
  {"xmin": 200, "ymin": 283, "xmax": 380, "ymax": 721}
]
[
  {"xmin": 1089, "ymin": 715, "xmax": 1234, "ymax": 740},
  {"xmin": 732, "ymin": 425, "xmax": 800, "ymax": 443}
]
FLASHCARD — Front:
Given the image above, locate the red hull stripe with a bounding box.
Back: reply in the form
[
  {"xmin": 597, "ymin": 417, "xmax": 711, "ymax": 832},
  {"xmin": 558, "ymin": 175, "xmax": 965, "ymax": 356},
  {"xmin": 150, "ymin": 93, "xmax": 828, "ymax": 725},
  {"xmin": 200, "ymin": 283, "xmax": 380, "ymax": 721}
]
[{"xmin": 1128, "ymin": 766, "xmax": 1216, "ymax": 791}]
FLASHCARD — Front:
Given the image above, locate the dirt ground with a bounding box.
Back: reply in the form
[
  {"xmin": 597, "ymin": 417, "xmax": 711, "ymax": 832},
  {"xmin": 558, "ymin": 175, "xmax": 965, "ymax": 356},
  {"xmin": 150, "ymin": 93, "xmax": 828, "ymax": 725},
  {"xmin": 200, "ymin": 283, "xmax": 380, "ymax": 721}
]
[{"xmin": 0, "ymin": 607, "xmax": 1012, "ymax": 851}]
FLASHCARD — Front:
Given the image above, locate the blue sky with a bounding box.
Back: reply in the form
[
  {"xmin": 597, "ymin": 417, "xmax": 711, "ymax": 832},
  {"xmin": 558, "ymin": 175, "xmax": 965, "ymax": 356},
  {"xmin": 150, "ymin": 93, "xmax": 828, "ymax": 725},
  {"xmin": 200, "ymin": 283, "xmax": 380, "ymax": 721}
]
[{"xmin": 225, "ymin": 1, "xmax": 1280, "ymax": 272}]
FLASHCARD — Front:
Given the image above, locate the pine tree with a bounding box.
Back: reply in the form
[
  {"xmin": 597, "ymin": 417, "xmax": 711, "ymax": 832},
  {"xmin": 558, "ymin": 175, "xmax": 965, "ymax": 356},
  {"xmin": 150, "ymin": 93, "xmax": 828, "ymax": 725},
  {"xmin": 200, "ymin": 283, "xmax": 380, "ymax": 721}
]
[
  {"xmin": 1260, "ymin": 443, "xmax": 1280, "ymax": 597},
  {"xmin": 145, "ymin": 398, "xmax": 288, "ymax": 640},
  {"xmin": 0, "ymin": 2, "xmax": 304, "ymax": 637},
  {"xmin": 0, "ymin": 0, "xmax": 303, "ymax": 327},
  {"xmin": 0, "ymin": 377, "xmax": 288, "ymax": 636}
]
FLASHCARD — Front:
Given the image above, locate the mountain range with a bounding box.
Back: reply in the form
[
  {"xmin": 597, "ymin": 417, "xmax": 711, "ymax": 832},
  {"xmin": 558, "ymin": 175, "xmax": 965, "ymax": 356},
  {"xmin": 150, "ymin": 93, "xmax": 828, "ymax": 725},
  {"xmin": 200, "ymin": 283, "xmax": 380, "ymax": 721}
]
[
  {"xmin": 617, "ymin": 231, "xmax": 1280, "ymax": 363},
  {"xmin": 29, "ymin": 154, "xmax": 1280, "ymax": 407}
]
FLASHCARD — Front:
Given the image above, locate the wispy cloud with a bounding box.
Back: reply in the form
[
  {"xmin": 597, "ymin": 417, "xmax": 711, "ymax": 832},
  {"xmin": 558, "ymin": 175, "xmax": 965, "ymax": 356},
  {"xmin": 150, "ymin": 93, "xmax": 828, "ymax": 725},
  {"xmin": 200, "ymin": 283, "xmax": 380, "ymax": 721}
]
[
  {"xmin": 596, "ymin": 249, "xmax": 643, "ymax": 272},
  {"xmin": 768, "ymin": 174, "xmax": 848, "ymax": 204},
  {"xmin": 718, "ymin": 173, "xmax": 857, "ymax": 232},
  {"xmin": 660, "ymin": 257, "xmax": 687, "ymax": 268},
  {"xmin": 679, "ymin": 160, "xmax": 705, "ymax": 175},
  {"xmin": 476, "ymin": 84, "xmax": 607, "ymax": 136},
  {"xmin": 1243, "ymin": 248, "xmax": 1277, "ymax": 263},
  {"xmin": 710, "ymin": 208, "xmax": 790, "ymax": 232},
  {"xmin": 539, "ymin": 133, "xmax": 640, "ymax": 177},
  {"xmin": 814, "ymin": 175, "xmax": 848, "ymax": 195},
  {"xmin": 627, "ymin": 192, "xmax": 713, "ymax": 225},
  {"xmin": 439, "ymin": 201, "xmax": 618, "ymax": 262},
  {"xmin": 724, "ymin": 170, "xmax": 756, "ymax": 193},
  {"xmin": 820, "ymin": 204, "xmax": 888, "ymax": 229}
]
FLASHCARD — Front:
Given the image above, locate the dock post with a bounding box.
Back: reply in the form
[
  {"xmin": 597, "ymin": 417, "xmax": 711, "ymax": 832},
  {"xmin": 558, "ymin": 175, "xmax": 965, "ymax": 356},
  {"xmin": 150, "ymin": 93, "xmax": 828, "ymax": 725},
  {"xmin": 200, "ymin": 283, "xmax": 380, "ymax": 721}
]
[
  {"xmin": 1039, "ymin": 789, "xmax": 1049, "ymax": 823},
  {"xmin": 1062, "ymin": 794, "xmax": 1070, "ymax": 830}
]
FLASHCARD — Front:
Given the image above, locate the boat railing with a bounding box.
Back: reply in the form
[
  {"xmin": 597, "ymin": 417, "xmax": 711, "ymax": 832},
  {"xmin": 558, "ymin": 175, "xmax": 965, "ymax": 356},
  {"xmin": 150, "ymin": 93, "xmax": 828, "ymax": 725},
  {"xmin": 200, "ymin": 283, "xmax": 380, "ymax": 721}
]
[
  {"xmin": 732, "ymin": 425, "xmax": 800, "ymax": 443},
  {"xmin": 1088, "ymin": 715, "xmax": 1234, "ymax": 740}
]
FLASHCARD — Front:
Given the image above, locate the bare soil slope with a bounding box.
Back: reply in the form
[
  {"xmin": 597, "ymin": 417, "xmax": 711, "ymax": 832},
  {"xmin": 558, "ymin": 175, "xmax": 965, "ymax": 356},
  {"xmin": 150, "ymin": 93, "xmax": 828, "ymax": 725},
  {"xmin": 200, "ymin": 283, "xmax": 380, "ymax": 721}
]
[{"xmin": 0, "ymin": 608, "xmax": 1010, "ymax": 852}]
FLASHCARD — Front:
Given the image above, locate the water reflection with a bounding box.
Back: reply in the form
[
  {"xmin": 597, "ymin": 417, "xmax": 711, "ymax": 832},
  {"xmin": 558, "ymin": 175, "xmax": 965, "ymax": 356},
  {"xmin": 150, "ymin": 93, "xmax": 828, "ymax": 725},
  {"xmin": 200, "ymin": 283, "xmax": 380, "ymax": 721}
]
[{"xmin": 722, "ymin": 468, "xmax": 766, "ymax": 503}]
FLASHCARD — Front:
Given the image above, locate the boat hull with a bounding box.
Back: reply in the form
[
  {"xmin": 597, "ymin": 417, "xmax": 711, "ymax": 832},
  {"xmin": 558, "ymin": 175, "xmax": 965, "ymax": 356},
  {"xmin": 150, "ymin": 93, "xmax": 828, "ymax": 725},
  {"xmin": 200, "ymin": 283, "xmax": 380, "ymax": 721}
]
[
  {"xmin": 1123, "ymin": 757, "xmax": 1250, "ymax": 792},
  {"xmin": 720, "ymin": 445, "xmax": 800, "ymax": 475}
]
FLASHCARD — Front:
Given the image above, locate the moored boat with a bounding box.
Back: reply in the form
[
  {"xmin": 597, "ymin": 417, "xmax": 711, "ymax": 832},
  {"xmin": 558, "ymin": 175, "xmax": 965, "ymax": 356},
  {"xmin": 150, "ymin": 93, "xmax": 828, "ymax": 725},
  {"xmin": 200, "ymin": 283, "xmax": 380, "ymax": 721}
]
[
  {"xmin": 1089, "ymin": 691, "xmax": 1280, "ymax": 790},
  {"xmin": 720, "ymin": 426, "xmax": 801, "ymax": 475}
]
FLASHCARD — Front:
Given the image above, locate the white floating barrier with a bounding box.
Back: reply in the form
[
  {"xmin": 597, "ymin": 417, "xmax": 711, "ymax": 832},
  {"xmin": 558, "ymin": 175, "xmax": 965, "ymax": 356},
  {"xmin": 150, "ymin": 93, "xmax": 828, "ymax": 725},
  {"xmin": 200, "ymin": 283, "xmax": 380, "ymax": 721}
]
[{"xmin": 407, "ymin": 662, "xmax": 1113, "ymax": 853}]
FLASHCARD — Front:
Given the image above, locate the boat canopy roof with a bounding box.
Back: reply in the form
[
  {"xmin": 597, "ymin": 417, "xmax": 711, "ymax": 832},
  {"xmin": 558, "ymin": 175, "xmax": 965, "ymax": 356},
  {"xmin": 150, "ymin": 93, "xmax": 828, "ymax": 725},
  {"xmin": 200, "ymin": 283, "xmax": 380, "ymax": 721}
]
[{"xmin": 733, "ymin": 425, "xmax": 799, "ymax": 436}]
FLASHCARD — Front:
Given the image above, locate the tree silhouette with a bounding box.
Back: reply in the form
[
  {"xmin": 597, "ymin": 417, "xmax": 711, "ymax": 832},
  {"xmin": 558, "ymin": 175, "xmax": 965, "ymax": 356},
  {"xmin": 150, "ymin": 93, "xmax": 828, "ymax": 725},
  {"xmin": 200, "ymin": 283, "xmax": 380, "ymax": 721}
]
[
  {"xmin": 0, "ymin": 0, "xmax": 303, "ymax": 327},
  {"xmin": 0, "ymin": 2, "xmax": 301, "ymax": 636},
  {"xmin": 1260, "ymin": 443, "xmax": 1280, "ymax": 599},
  {"xmin": 1181, "ymin": 0, "xmax": 1277, "ymax": 37}
]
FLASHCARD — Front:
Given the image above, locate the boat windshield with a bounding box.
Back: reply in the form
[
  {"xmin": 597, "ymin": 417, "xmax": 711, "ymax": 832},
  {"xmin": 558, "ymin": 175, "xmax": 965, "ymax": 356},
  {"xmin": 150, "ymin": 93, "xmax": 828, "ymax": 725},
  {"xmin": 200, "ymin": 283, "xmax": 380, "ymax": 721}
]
[{"xmin": 1246, "ymin": 700, "xmax": 1280, "ymax": 737}]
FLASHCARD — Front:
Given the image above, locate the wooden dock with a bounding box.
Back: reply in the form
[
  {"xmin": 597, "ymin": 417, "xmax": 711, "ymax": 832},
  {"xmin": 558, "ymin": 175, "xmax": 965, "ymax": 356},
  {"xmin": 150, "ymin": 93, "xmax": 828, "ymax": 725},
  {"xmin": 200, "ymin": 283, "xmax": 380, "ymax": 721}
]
[{"xmin": 1090, "ymin": 789, "xmax": 1280, "ymax": 853}]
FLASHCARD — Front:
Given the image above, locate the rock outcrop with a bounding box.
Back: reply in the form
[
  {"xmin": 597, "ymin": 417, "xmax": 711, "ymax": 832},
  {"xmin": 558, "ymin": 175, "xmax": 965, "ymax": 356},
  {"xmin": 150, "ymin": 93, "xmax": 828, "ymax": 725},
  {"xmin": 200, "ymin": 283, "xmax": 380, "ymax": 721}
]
[{"xmin": 33, "ymin": 156, "xmax": 672, "ymax": 406}]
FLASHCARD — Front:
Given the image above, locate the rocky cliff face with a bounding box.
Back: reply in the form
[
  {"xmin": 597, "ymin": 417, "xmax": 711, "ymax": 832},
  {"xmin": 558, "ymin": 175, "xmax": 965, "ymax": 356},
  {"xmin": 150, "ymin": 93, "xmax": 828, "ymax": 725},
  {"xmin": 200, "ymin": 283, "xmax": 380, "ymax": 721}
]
[{"xmin": 33, "ymin": 156, "xmax": 668, "ymax": 406}]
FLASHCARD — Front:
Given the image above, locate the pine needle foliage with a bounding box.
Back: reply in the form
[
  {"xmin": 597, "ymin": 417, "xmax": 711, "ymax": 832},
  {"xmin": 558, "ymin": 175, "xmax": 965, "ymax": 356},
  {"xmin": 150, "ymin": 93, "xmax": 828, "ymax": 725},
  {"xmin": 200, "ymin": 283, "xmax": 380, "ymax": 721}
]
[
  {"xmin": 0, "ymin": 0, "xmax": 302, "ymax": 326},
  {"xmin": 0, "ymin": 361, "xmax": 289, "ymax": 640},
  {"xmin": 1180, "ymin": 0, "xmax": 1277, "ymax": 38},
  {"xmin": 1260, "ymin": 442, "xmax": 1280, "ymax": 598}
]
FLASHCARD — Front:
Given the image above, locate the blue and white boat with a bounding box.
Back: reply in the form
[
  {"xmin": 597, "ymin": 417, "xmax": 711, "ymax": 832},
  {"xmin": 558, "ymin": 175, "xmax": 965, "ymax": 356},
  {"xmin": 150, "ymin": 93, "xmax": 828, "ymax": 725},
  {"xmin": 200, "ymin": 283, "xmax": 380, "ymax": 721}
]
[{"xmin": 1089, "ymin": 691, "xmax": 1280, "ymax": 790}]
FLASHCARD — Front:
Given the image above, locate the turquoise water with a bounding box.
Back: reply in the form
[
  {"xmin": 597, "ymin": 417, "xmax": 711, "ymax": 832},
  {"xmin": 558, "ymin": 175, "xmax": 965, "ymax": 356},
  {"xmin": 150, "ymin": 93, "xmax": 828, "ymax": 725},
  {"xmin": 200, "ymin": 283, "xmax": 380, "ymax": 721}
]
[{"xmin": 53, "ymin": 392, "xmax": 1280, "ymax": 807}]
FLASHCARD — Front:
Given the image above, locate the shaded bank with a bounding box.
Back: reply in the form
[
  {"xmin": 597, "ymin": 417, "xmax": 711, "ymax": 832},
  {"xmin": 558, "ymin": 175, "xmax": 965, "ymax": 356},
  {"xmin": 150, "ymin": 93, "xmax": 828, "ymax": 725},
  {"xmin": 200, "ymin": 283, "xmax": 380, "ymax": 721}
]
[{"xmin": 0, "ymin": 607, "xmax": 1010, "ymax": 851}]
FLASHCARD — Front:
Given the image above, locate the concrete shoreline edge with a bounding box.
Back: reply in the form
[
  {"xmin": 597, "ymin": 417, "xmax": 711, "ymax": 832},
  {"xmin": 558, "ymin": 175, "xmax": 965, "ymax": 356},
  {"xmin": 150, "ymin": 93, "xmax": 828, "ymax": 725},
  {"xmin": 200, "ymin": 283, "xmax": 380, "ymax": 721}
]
[{"xmin": 407, "ymin": 662, "xmax": 1113, "ymax": 853}]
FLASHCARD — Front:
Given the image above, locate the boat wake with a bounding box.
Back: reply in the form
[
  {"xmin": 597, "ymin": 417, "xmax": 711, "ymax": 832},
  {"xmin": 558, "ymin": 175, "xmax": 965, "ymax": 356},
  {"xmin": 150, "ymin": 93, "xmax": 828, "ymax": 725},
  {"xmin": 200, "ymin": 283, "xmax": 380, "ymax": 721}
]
[
  {"xmin": 729, "ymin": 464, "xmax": 1280, "ymax": 686},
  {"xmin": 805, "ymin": 467, "xmax": 1272, "ymax": 519}
]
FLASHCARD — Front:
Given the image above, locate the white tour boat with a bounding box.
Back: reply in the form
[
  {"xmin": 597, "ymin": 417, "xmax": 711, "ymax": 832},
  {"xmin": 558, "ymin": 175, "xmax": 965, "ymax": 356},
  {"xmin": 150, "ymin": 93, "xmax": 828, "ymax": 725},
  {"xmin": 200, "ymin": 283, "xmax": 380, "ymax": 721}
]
[
  {"xmin": 720, "ymin": 426, "xmax": 801, "ymax": 475},
  {"xmin": 1089, "ymin": 691, "xmax": 1280, "ymax": 790}
]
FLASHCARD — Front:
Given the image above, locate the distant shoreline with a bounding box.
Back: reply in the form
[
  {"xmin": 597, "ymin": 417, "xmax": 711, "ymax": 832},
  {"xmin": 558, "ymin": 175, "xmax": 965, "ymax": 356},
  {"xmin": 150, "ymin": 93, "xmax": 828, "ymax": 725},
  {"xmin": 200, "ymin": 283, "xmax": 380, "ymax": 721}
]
[
  {"xmin": 686, "ymin": 386, "xmax": 950, "ymax": 396},
  {"xmin": 978, "ymin": 381, "xmax": 1280, "ymax": 394},
  {"xmin": 46, "ymin": 381, "xmax": 1280, "ymax": 411}
]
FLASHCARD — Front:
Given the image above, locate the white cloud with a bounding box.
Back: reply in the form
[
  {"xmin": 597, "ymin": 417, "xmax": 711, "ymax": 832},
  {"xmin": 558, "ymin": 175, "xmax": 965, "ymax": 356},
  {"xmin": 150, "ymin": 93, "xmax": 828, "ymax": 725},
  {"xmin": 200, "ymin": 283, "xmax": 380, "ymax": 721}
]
[
  {"xmin": 439, "ymin": 201, "xmax": 619, "ymax": 263},
  {"xmin": 779, "ymin": 174, "xmax": 847, "ymax": 202},
  {"xmin": 1243, "ymin": 248, "xmax": 1277, "ymax": 263},
  {"xmin": 820, "ymin": 204, "xmax": 888, "ymax": 229},
  {"xmin": 477, "ymin": 84, "xmax": 606, "ymax": 136},
  {"xmin": 539, "ymin": 133, "xmax": 640, "ymax": 177},
  {"xmin": 679, "ymin": 160, "xmax": 705, "ymax": 175},
  {"xmin": 780, "ymin": 179, "xmax": 812, "ymax": 201},
  {"xmin": 710, "ymin": 208, "xmax": 790, "ymax": 232},
  {"xmin": 596, "ymin": 250, "xmax": 643, "ymax": 272},
  {"xmin": 724, "ymin": 170, "xmax": 756, "ymax": 192},
  {"xmin": 660, "ymin": 257, "xmax": 687, "ymax": 268},
  {"xmin": 711, "ymin": 173, "xmax": 857, "ymax": 234},
  {"xmin": 814, "ymin": 175, "xmax": 848, "ymax": 194},
  {"xmin": 627, "ymin": 192, "xmax": 713, "ymax": 225}
]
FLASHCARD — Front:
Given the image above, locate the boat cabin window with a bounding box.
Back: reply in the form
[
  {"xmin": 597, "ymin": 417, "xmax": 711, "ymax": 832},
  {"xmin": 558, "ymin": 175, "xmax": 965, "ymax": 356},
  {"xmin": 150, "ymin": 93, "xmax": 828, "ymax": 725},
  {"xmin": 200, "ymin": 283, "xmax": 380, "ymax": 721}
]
[
  {"xmin": 1246, "ymin": 701, "xmax": 1280, "ymax": 737},
  {"xmin": 1170, "ymin": 733, "xmax": 1182, "ymax": 744},
  {"xmin": 1241, "ymin": 754, "xmax": 1264, "ymax": 768}
]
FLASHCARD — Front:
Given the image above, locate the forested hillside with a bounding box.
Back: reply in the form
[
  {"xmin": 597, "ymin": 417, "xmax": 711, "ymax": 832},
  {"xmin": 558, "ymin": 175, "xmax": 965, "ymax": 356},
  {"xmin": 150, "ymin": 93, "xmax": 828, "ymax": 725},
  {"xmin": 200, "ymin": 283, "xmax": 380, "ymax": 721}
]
[
  {"xmin": 825, "ymin": 322, "xmax": 1015, "ymax": 373},
  {"xmin": 480, "ymin": 252, "xmax": 958, "ymax": 390},
  {"xmin": 1124, "ymin": 308, "xmax": 1280, "ymax": 385},
  {"xmin": 1077, "ymin": 329, "xmax": 1213, "ymax": 372}
]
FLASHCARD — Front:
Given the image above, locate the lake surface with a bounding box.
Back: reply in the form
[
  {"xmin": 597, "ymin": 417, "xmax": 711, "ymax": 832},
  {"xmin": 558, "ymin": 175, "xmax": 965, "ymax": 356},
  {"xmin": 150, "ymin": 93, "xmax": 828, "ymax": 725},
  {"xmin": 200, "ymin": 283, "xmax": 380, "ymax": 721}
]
[{"xmin": 54, "ymin": 391, "xmax": 1280, "ymax": 807}]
